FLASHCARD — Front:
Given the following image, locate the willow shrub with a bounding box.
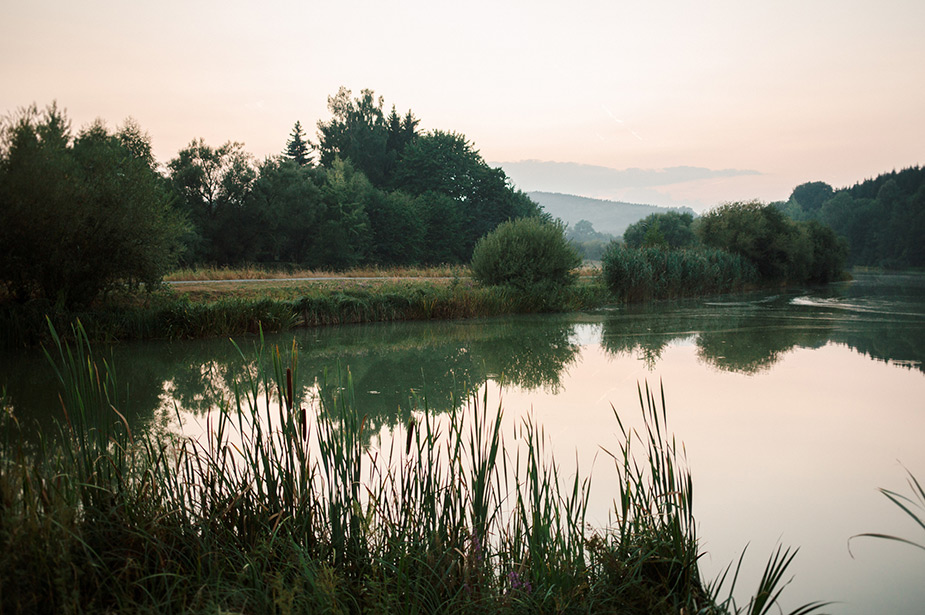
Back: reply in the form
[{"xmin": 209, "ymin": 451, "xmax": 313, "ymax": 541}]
[
  {"xmin": 601, "ymin": 243, "xmax": 759, "ymax": 302},
  {"xmin": 470, "ymin": 218, "xmax": 582, "ymax": 307}
]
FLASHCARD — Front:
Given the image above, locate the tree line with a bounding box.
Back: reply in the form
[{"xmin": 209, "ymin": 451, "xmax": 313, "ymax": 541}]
[
  {"xmin": 0, "ymin": 90, "xmax": 542, "ymax": 306},
  {"xmin": 777, "ymin": 166, "xmax": 925, "ymax": 269},
  {"xmin": 169, "ymin": 87, "xmax": 541, "ymax": 269}
]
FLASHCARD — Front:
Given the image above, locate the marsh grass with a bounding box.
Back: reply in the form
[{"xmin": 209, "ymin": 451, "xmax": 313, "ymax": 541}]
[
  {"xmin": 0, "ymin": 323, "xmax": 825, "ymax": 614},
  {"xmin": 601, "ymin": 245, "xmax": 760, "ymax": 303}
]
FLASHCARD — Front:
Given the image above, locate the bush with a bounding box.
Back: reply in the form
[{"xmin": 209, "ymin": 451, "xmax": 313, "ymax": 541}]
[
  {"xmin": 695, "ymin": 200, "xmax": 847, "ymax": 284},
  {"xmin": 695, "ymin": 200, "xmax": 809, "ymax": 281},
  {"xmin": 470, "ymin": 218, "xmax": 582, "ymax": 296},
  {"xmin": 0, "ymin": 104, "xmax": 186, "ymax": 307}
]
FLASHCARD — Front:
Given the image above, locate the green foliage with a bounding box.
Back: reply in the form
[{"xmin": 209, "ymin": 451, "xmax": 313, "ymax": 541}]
[
  {"xmin": 0, "ymin": 104, "xmax": 186, "ymax": 307},
  {"xmin": 695, "ymin": 200, "xmax": 850, "ymax": 283},
  {"xmin": 394, "ymin": 130, "xmax": 545, "ymax": 259},
  {"xmin": 283, "ymin": 120, "xmax": 312, "ymax": 166},
  {"xmin": 696, "ymin": 201, "xmax": 796, "ymax": 280},
  {"xmin": 801, "ymin": 219, "xmax": 848, "ymax": 283},
  {"xmin": 624, "ymin": 211, "xmax": 697, "ymax": 249},
  {"xmin": 315, "ymin": 87, "xmax": 418, "ymax": 189},
  {"xmin": 246, "ymin": 157, "xmax": 325, "ymax": 264},
  {"xmin": 790, "ymin": 181, "xmax": 834, "ymax": 214},
  {"xmin": 601, "ymin": 243, "xmax": 758, "ymax": 302},
  {"xmin": 363, "ymin": 188, "xmax": 425, "ymax": 265},
  {"xmin": 414, "ymin": 191, "xmax": 469, "ymax": 264},
  {"xmin": 470, "ymin": 218, "xmax": 582, "ymax": 300},
  {"xmin": 314, "ymin": 158, "xmax": 372, "ymax": 269},
  {"xmin": 781, "ymin": 167, "xmax": 925, "ymax": 268},
  {"xmin": 167, "ymin": 138, "xmax": 258, "ymax": 264}
]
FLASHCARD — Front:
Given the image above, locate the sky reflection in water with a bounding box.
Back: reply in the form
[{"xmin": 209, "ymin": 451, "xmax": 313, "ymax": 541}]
[{"xmin": 2, "ymin": 273, "xmax": 924, "ymax": 614}]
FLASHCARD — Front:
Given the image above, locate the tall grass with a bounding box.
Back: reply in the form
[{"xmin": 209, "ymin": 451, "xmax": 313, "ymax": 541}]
[
  {"xmin": 0, "ymin": 324, "xmax": 824, "ymax": 614},
  {"xmin": 601, "ymin": 245, "xmax": 760, "ymax": 303},
  {"xmin": 850, "ymin": 467, "xmax": 925, "ymax": 555},
  {"xmin": 1, "ymin": 277, "xmax": 611, "ymax": 348},
  {"xmin": 164, "ymin": 264, "xmax": 471, "ymax": 282}
]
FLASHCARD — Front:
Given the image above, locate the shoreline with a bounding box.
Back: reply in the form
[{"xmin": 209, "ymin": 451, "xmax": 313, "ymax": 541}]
[{"xmin": 2, "ymin": 263, "xmax": 873, "ymax": 349}]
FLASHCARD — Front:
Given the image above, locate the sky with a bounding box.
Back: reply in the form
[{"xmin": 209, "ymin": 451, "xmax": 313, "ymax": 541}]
[{"xmin": 2, "ymin": 0, "xmax": 923, "ymax": 212}]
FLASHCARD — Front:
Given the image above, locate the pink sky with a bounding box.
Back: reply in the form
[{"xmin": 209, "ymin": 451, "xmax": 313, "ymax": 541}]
[{"xmin": 2, "ymin": 0, "xmax": 922, "ymax": 211}]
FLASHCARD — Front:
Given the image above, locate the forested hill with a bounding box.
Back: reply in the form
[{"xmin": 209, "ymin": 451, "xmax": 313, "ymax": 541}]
[
  {"xmin": 779, "ymin": 166, "xmax": 925, "ymax": 268},
  {"xmin": 527, "ymin": 191, "xmax": 696, "ymax": 237}
]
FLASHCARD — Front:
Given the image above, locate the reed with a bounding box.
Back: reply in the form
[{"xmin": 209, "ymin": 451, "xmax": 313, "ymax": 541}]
[
  {"xmin": 601, "ymin": 245, "xmax": 760, "ymax": 303},
  {"xmin": 0, "ymin": 323, "xmax": 824, "ymax": 614},
  {"xmin": 850, "ymin": 467, "xmax": 925, "ymax": 555}
]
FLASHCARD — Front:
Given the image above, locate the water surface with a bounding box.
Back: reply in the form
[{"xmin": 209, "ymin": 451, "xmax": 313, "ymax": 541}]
[{"xmin": 2, "ymin": 272, "xmax": 923, "ymax": 613}]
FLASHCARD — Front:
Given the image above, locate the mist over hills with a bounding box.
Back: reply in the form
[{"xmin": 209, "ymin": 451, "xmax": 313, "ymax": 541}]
[
  {"xmin": 528, "ymin": 191, "xmax": 697, "ymax": 237},
  {"xmin": 497, "ymin": 159, "xmax": 761, "ymax": 212}
]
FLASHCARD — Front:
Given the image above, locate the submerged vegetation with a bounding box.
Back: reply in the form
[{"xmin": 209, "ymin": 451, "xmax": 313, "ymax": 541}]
[{"xmin": 0, "ymin": 324, "xmax": 825, "ymax": 614}]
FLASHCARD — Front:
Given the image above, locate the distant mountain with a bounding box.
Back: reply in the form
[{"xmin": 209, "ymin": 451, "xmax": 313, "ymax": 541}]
[{"xmin": 528, "ymin": 191, "xmax": 697, "ymax": 237}]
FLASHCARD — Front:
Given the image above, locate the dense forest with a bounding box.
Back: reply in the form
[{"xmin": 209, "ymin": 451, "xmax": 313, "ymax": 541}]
[
  {"xmin": 777, "ymin": 166, "xmax": 925, "ymax": 268},
  {"xmin": 0, "ymin": 91, "xmax": 542, "ymax": 306},
  {"xmin": 169, "ymin": 87, "xmax": 543, "ymax": 269}
]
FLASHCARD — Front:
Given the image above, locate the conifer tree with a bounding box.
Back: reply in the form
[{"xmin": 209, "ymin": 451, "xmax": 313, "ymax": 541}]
[{"xmin": 284, "ymin": 120, "xmax": 311, "ymax": 166}]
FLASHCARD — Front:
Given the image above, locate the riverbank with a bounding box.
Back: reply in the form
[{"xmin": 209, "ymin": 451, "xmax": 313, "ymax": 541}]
[
  {"xmin": 1, "ymin": 255, "xmax": 837, "ymax": 349},
  {"xmin": 0, "ymin": 269, "xmax": 610, "ymax": 348}
]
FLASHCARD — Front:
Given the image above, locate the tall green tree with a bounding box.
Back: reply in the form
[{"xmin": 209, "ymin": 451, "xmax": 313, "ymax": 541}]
[
  {"xmin": 284, "ymin": 120, "xmax": 312, "ymax": 166},
  {"xmin": 0, "ymin": 104, "xmax": 185, "ymax": 306},
  {"xmin": 364, "ymin": 189, "xmax": 425, "ymax": 265},
  {"xmin": 393, "ymin": 130, "xmax": 543, "ymax": 259},
  {"xmin": 384, "ymin": 105, "xmax": 419, "ymax": 182},
  {"xmin": 801, "ymin": 219, "xmax": 848, "ymax": 283},
  {"xmin": 316, "ymin": 88, "xmax": 420, "ymax": 189},
  {"xmin": 167, "ymin": 139, "xmax": 257, "ymax": 263},
  {"xmin": 790, "ymin": 181, "xmax": 834, "ymax": 214},
  {"xmin": 413, "ymin": 191, "xmax": 468, "ymax": 264},
  {"xmin": 312, "ymin": 158, "xmax": 371, "ymax": 268},
  {"xmin": 246, "ymin": 158, "xmax": 325, "ymax": 264},
  {"xmin": 316, "ymin": 87, "xmax": 389, "ymax": 186}
]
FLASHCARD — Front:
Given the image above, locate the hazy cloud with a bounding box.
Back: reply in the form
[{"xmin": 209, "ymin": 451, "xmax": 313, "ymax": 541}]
[{"xmin": 496, "ymin": 160, "xmax": 761, "ymax": 193}]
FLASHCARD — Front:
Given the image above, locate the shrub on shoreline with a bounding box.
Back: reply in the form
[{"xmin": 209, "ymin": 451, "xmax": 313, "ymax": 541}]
[{"xmin": 471, "ymin": 218, "xmax": 582, "ymax": 294}]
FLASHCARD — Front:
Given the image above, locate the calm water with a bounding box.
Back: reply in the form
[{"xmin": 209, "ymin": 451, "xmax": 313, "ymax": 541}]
[{"xmin": 2, "ymin": 272, "xmax": 924, "ymax": 613}]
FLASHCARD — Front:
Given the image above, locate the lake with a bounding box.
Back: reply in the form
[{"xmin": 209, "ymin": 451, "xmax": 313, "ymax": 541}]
[{"xmin": 2, "ymin": 271, "xmax": 924, "ymax": 613}]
